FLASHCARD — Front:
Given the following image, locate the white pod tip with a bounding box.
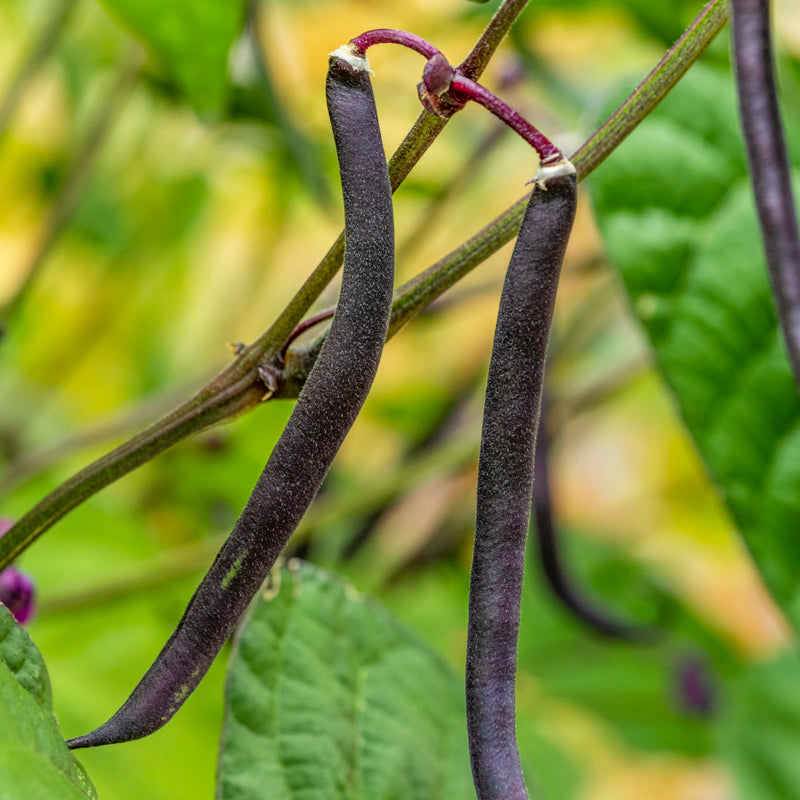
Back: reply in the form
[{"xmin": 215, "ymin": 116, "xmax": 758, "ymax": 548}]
[
  {"xmin": 529, "ymin": 156, "xmax": 576, "ymax": 188},
  {"xmin": 330, "ymin": 43, "xmax": 373, "ymax": 74}
]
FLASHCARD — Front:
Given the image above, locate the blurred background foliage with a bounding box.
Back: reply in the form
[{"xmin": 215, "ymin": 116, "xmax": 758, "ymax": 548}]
[{"xmin": 1, "ymin": 0, "xmax": 799, "ymax": 798}]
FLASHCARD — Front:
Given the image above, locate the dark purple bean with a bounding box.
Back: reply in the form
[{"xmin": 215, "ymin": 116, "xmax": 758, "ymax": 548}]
[
  {"xmin": 67, "ymin": 47, "xmax": 394, "ymax": 749},
  {"xmin": 532, "ymin": 401, "xmax": 652, "ymax": 641},
  {"xmin": 731, "ymin": 0, "xmax": 800, "ymax": 388},
  {"xmin": 467, "ymin": 163, "xmax": 576, "ymax": 800}
]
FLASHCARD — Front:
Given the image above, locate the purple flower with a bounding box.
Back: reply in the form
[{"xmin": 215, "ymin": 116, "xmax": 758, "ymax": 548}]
[
  {"xmin": 0, "ymin": 518, "xmax": 35, "ymax": 625},
  {"xmin": 0, "ymin": 567, "xmax": 35, "ymax": 624}
]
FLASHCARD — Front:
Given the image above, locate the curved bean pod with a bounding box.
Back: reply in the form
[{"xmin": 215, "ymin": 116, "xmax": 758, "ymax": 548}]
[
  {"xmin": 467, "ymin": 162, "xmax": 576, "ymax": 800},
  {"xmin": 731, "ymin": 0, "xmax": 800, "ymax": 388},
  {"xmin": 532, "ymin": 401, "xmax": 652, "ymax": 641},
  {"xmin": 68, "ymin": 48, "xmax": 394, "ymax": 748}
]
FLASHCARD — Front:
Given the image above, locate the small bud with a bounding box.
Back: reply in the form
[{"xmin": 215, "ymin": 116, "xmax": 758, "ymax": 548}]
[
  {"xmin": 423, "ymin": 53, "xmax": 455, "ymax": 96},
  {"xmin": 0, "ymin": 567, "xmax": 35, "ymax": 624},
  {"xmin": 0, "ymin": 518, "xmax": 36, "ymax": 625}
]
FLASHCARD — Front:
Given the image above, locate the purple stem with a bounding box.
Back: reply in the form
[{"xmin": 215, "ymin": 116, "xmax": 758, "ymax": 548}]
[
  {"xmin": 279, "ymin": 309, "xmax": 335, "ymax": 362},
  {"xmin": 350, "ymin": 29, "xmax": 443, "ymax": 61},
  {"xmin": 449, "ymin": 73, "xmax": 561, "ymax": 163},
  {"xmin": 731, "ymin": 0, "xmax": 800, "ymax": 388},
  {"xmin": 349, "ymin": 27, "xmax": 561, "ymax": 162}
]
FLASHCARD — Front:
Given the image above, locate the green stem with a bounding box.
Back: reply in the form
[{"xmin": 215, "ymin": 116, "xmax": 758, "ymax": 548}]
[
  {"xmin": 0, "ymin": 381, "xmax": 195, "ymax": 496},
  {"xmin": 247, "ymin": 0, "xmax": 532, "ymax": 358},
  {"xmin": 571, "ymin": 0, "xmax": 729, "ymax": 178},
  {"xmin": 0, "ymin": 0, "xmax": 533, "ymax": 570},
  {"xmin": 0, "ymin": 0, "xmax": 727, "ymax": 570},
  {"xmin": 458, "ymin": 0, "xmax": 532, "ymax": 80},
  {"xmin": 0, "ymin": 0, "xmax": 80, "ymax": 147},
  {"xmin": 0, "ymin": 370, "xmax": 266, "ymax": 567},
  {"xmin": 278, "ymin": 0, "xmax": 729, "ymax": 390},
  {"xmin": 397, "ymin": 0, "xmax": 730, "ymax": 332}
]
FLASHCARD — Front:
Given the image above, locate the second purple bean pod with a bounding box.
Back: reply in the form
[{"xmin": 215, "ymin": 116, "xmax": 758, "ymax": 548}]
[{"xmin": 467, "ymin": 159, "xmax": 577, "ymax": 800}]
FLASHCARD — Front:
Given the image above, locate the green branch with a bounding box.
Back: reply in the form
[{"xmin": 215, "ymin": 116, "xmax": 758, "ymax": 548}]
[
  {"xmin": 245, "ymin": 0, "xmax": 532, "ymax": 357},
  {"xmin": 0, "ymin": 0, "xmax": 533, "ymax": 569},
  {"xmin": 0, "ymin": 0, "xmax": 729, "ymax": 570},
  {"xmin": 571, "ymin": 0, "xmax": 730, "ymax": 177},
  {"xmin": 393, "ymin": 0, "xmax": 730, "ymax": 333},
  {"xmin": 279, "ymin": 0, "xmax": 730, "ymax": 393}
]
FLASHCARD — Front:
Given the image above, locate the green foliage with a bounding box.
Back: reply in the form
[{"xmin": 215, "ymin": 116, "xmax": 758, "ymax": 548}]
[
  {"xmin": 0, "ymin": 606, "xmax": 96, "ymax": 799},
  {"xmin": 716, "ymin": 652, "xmax": 800, "ymax": 800},
  {"xmin": 96, "ymin": 0, "xmax": 248, "ymax": 113},
  {"xmin": 217, "ymin": 560, "xmax": 474, "ymax": 800},
  {"xmin": 2, "ymin": 0, "xmax": 795, "ymax": 797},
  {"xmin": 520, "ymin": 537, "xmax": 717, "ymax": 756},
  {"xmin": 591, "ymin": 64, "xmax": 800, "ymax": 628}
]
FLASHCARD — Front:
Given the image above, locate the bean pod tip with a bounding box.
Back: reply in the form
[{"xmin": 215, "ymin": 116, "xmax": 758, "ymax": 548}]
[
  {"xmin": 530, "ymin": 155, "xmax": 576, "ymax": 189},
  {"xmin": 329, "ymin": 43, "xmax": 372, "ymax": 74}
]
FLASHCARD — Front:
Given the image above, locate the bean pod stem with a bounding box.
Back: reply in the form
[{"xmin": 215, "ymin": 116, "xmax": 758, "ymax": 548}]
[
  {"xmin": 731, "ymin": 0, "xmax": 800, "ymax": 389},
  {"xmin": 467, "ymin": 161, "xmax": 576, "ymax": 799},
  {"xmin": 67, "ymin": 49, "xmax": 395, "ymax": 748}
]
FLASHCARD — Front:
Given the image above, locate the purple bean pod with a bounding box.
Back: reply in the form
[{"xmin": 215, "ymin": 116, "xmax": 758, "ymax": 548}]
[
  {"xmin": 731, "ymin": 0, "xmax": 800, "ymax": 388},
  {"xmin": 68, "ymin": 47, "xmax": 394, "ymax": 748},
  {"xmin": 467, "ymin": 161, "xmax": 576, "ymax": 800},
  {"xmin": 532, "ymin": 403, "xmax": 653, "ymax": 641}
]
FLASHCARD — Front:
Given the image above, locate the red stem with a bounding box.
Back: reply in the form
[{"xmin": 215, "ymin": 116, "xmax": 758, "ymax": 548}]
[
  {"xmin": 280, "ymin": 309, "xmax": 335, "ymax": 362},
  {"xmin": 347, "ymin": 28, "xmax": 561, "ymax": 163},
  {"xmin": 350, "ymin": 29, "xmax": 443, "ymax": 61},
  {"xmin": 449, "ymin": 73, "xmax": 561, "ymax": 163}
]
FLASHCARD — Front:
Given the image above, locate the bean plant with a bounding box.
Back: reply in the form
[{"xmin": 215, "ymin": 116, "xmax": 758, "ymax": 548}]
[{"xmin": 1, "ymin": 0, "xmax": 799, "ymax": 798}]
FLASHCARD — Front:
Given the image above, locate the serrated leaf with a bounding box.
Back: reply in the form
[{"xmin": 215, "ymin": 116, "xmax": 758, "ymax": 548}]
[
  {"xmin": 0, "ymin": 606, "xmax": 96, "ymax": 799},
  {"xmin": 590, "ymin": 64, "xmax": 800, "ymax": 627},
  {"xmin": 217, "ymin": 560, "xmax": 473, "ymax": 800},
  {"xmin": 97, "ymin": 0, "xmax": 247, "ymax": 113}
]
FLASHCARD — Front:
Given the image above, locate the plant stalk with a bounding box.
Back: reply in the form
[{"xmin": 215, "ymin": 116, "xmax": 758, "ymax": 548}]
[
  {"xmin": 0, "ymin": 0, "xmax": 727, "ymax": 570},
  {"xmin": 247, "ymin": 0, "xmax": 533, "ymax": 358},
  {"xmin": 571, "ymin": 0, "xmax": 729, "ymax": 177}
]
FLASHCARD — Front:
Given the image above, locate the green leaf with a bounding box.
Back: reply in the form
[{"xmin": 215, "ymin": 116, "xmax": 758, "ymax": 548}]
[
  {"xmin": 217, "ymin": 560, "xmax": 473, "ymax": 800},
  {"xmin": 0, "ymin": 606, "xmax": 96, "ymax": 799},
  {"xmin": 590, "ymin": 64, "xmax": 800, "ymax": 627},
  {"xmin": 716, "ymin": 650, "xmax": 800, "ymax": 800},
  {"xmin": 97, "ymin": 0, "xmax": 247, "ymax": 113}
]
